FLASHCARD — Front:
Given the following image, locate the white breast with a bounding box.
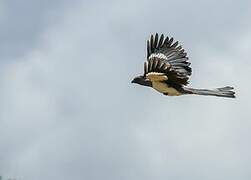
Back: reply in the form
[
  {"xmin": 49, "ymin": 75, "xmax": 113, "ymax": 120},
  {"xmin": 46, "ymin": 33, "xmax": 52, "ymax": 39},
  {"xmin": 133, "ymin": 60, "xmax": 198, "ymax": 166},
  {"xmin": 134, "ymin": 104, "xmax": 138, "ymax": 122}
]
[{"xmin": 152, "ymin": 81, "xmax": 182, "ymax": 96}]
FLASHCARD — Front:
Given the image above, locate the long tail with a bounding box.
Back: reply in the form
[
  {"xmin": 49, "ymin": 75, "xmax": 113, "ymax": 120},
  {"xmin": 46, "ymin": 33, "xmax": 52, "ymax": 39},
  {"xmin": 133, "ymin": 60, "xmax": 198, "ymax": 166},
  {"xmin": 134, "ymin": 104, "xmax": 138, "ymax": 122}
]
[{"xmin": 183, "ymin": 86, "xmax": 235, "ymax": 98}]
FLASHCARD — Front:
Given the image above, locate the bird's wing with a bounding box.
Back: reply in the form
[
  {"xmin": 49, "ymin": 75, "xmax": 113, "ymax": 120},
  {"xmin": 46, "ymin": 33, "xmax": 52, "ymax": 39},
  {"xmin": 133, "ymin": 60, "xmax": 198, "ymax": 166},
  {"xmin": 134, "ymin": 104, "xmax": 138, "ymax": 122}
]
[{"xmin": 145, "ymin": 33, "xmax": 191, "ymax": 85}]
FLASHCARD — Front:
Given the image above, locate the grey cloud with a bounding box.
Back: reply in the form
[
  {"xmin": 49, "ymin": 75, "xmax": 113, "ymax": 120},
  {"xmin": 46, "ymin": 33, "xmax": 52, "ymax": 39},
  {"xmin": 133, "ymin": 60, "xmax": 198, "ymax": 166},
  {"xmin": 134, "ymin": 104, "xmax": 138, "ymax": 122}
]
[
  {"xmin": 0, "ymin": 0, "xmax": 79, "ymax": 62},
  {"xmin": 0, "ymin": 0, "xmax": 251, "ymax": 180}
]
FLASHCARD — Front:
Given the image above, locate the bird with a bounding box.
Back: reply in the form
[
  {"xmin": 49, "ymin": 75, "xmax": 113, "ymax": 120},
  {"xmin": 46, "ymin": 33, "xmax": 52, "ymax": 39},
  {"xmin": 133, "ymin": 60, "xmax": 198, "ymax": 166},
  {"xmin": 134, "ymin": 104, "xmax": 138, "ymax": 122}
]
[{"xmin": 131, "ymin": 33, "xmax": 235, "ymax": 98}]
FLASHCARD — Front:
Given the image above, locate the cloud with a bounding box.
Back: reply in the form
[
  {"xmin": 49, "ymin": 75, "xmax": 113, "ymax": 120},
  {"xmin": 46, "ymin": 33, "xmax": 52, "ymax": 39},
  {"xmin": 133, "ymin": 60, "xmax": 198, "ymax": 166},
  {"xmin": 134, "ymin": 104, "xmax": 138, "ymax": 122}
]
[{"xmin": 0, "ymin": 0, "xmax": 251, "ymax": 180}]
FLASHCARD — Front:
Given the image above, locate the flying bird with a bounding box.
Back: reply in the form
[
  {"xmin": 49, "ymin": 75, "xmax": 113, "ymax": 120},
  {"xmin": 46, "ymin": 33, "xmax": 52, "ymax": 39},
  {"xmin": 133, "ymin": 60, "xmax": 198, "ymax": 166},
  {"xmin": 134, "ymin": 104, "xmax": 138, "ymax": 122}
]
[{"xmin": 132, "ymin": 33, "xmax": 235, "ymax": 98}]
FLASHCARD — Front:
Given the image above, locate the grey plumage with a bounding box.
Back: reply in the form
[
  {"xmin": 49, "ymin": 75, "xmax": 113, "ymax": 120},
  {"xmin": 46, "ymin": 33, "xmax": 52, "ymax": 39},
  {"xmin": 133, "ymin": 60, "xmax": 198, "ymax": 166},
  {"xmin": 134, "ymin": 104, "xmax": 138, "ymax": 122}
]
[{"xmin": 183, "ymin": 86, "xmax": 235, "ymax": 98}]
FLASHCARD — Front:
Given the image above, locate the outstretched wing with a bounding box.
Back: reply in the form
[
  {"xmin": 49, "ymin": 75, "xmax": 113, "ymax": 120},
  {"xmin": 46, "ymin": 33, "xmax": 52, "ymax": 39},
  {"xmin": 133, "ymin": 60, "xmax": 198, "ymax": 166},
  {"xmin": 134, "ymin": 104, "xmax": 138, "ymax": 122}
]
[{"xmin": 144, "ymin": 33, "xmax": 191, "ymax": 85}]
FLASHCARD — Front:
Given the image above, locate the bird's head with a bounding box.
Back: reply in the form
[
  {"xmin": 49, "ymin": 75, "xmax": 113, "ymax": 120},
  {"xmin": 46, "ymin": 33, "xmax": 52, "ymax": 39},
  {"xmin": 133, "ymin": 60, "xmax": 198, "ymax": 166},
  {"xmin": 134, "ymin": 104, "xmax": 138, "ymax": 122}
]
[{"xmin": 131, "ymin": 75, "xmax": 152, "ymax": 87}]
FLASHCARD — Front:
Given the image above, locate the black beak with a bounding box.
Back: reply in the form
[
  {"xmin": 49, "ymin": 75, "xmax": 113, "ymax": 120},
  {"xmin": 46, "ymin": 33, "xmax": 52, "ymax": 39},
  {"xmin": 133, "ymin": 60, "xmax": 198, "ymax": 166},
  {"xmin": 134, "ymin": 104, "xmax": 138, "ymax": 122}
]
[{"xmin": 131, "ymin": 76, "xmax": 152, "ymax": 87}]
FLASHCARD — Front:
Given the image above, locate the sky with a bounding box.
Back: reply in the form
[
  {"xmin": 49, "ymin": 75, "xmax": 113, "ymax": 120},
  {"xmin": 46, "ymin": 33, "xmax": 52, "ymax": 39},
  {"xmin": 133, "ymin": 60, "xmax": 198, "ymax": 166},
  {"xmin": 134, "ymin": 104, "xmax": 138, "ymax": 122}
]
[{"xmin": 0, "ymin": 0, "xmax": 251, "ymax": 179}]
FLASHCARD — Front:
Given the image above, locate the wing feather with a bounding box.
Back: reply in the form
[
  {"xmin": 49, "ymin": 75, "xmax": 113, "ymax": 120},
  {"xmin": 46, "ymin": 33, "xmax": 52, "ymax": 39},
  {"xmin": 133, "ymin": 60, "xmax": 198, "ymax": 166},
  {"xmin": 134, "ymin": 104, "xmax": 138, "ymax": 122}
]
[
  {"xmin": 146, "ymin": 33, "xmax": 191, "ymax": 85},
  {"xmin": 158, "ymin": 34, "xmax": 164, "ymax": 47}
]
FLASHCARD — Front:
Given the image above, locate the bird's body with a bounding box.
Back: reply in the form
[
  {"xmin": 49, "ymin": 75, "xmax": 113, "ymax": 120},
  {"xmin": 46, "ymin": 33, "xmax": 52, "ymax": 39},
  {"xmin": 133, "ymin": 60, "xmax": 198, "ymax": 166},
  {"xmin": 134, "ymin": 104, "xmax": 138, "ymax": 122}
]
[
  {"xmin": 152, "ymin": 81, "xmax": 182, "ymax": 96},
  {"xmin": 146, "ymin": 72, "xmax": 182, "ymax": 95},
  {"xmin": 132, "ymin": 33, "xmax": 235, "ymax": 98}
]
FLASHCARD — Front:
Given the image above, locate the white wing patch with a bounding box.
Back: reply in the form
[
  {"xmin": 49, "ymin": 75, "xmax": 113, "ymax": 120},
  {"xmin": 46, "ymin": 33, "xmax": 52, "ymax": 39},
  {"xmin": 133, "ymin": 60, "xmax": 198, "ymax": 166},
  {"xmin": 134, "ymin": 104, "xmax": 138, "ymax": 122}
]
[
  {"xmin": 149, "ymin": 53, "xmax": 168, "ymax": 60},
  {"xmin": 146, "ymin": 72, "xmax": 168, "ymax": 81}
]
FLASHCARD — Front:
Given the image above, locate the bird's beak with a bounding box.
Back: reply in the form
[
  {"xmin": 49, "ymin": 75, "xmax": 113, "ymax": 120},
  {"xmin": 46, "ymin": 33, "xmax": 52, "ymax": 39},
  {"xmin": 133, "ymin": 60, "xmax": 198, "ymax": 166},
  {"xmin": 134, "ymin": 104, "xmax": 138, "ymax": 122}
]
[{"xmin": 131, "ymin": 79, "xmax": 136, "ymax": 83}]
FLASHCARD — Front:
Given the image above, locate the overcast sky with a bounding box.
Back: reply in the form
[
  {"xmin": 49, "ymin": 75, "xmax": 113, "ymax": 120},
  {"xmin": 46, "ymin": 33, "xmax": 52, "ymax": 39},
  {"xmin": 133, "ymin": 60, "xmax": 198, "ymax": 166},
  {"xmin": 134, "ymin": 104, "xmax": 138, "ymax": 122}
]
[{"xmin": 0, "ymin": 0, "xmax": 251, "ymax": 180}]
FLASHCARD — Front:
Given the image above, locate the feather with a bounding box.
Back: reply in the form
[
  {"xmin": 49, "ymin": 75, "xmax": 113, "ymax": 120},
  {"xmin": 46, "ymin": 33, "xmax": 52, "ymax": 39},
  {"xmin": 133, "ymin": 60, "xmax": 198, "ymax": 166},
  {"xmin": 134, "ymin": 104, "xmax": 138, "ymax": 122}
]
[
  {"xmin": 158, "ymin": 34, "xmax": 164, "ymax": 48},
  {"xmin": 147, "ymin": 40, "xmax": 150, "ymax": 57},
  {"xmin": 176, "ymin": 45, "xmax": 182, "ymax": 51},
  {"xmin": 144, "ymin": 61, "xmax": 148, "ymax": 74},
  {"xmin": 169, "ymin": 58, "xmax": 188, "ymax": 63},
  {"xmin": 152, "ymin": 59, "xmax": 157, "ymax": 71},
  {"xmin": 153, "ymin": 33, "xmax": 158, "ymax": 49},
  {"xmin": 150, "ymin": 35, "xmax": 154, "ymax": 53},
  {"xmin": 167, "ymin": 37, "xmax": 173, "ymax": 46},
  {"xmin": 148, "ymin": 60, "xmax": 153, "ymax": 72},
  {"xmin": 163, "ymin": 36, "xmax": 169, "ymax": 45},
  {"xmin": 171, "ymin": 41, "xmax": 179, "ymax": 48}
]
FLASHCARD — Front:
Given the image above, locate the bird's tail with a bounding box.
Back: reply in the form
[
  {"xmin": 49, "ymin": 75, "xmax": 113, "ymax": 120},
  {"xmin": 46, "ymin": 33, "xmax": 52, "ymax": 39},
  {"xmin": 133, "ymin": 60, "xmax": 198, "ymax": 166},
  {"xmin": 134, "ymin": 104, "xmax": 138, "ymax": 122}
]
[{"xmin": 183, "ymin": 86, "xmax": 235, "ymax": 98}]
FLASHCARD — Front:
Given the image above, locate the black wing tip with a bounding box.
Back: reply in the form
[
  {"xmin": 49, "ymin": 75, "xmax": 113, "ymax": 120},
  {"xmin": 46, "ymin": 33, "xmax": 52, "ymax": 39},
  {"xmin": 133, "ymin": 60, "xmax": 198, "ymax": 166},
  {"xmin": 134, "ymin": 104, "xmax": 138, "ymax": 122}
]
[{"xmin": 149, "ymin": 33, "xmax": 184, "ymax": 49}]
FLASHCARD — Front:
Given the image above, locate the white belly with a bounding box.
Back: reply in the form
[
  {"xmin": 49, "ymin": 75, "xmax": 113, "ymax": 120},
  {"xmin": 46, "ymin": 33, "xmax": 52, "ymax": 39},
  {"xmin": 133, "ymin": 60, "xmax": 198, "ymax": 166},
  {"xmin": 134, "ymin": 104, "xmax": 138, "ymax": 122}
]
[{"xmin": 152, "ymin": 81, "xmax": 182, "ymax": 96}]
